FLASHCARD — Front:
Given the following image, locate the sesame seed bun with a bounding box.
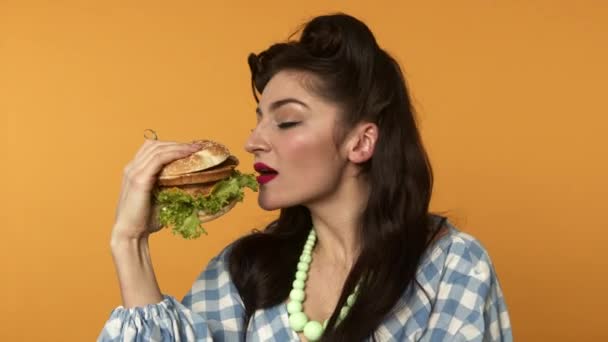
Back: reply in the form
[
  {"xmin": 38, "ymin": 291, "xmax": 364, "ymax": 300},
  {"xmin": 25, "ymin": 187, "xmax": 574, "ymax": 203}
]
[
  {"xmin": 159, "ymin": 139, "xmax": 231, "ymax": 178},
  {"xmin": 152, "ymin": 139, "xmax": 248, "ymax": 232}
]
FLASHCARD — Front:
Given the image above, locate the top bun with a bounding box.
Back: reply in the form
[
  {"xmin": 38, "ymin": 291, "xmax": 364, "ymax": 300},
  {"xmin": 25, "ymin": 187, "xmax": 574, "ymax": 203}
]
[{"xmin": 159, "ymin": 139, "xmax": 230, "ymax": 177}]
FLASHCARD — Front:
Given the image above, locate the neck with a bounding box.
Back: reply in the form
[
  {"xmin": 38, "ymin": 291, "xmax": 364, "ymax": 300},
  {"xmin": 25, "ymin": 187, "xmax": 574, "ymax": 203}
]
[{"xmin": 305, "ymin": 172, "xmax": 368, "ymax": 269}]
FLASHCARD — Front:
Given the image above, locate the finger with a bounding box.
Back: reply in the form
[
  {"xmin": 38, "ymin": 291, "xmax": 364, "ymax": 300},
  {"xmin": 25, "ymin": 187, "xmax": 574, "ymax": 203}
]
[
  {"xmin": 126, "ymin": 143, "xmax": 202, "ymax": 193},
  {"xmin": 114, "ymin": 144, "xmax": 202, "ymax": 234},
  {"xmin": 117, "ymin": 141, "xmax": 191, "ymax": 217},
  {"xmin": 148, "ymin": 203, "xmax": 165, "ymax": 233},
  {"xmin": 135, "ymin": 141, "xmax": 199, "ymax": 176},
  {"xmin": 134, "ymin": 139, "xmax": 180, "ymax": 161},
  {"xmin": 135, "ymin": 140, "xmax": 198, "ymax": 169}
]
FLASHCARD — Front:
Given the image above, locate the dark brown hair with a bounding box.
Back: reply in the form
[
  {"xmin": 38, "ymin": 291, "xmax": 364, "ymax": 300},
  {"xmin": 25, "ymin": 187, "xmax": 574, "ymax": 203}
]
[{"xmin": 229, "ymin": 12, "xmax": 447, "ymax": 341}]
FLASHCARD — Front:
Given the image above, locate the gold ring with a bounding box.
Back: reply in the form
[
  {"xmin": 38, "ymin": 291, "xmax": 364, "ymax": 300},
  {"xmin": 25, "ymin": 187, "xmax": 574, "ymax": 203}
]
[{"xmin": 143, "ymin": 129, "xmax": 158, "ymax": 140}]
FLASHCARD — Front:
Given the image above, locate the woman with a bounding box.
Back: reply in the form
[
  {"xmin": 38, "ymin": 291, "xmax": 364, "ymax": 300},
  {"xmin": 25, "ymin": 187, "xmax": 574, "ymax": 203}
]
[{"xmin": 99, "ymin": 13, "xmax": 512, "ymax": 341}]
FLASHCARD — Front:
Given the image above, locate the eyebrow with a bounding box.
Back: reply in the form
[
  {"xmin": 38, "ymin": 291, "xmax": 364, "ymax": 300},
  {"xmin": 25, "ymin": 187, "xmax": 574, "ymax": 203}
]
[{"xmin": 256, "ymin": 97, "xmax": 310, "ymax": 115}]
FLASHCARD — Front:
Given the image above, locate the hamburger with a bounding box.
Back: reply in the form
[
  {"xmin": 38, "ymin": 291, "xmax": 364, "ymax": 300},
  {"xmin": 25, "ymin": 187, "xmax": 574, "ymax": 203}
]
[{"xmin": 152, "ymin": 139, "xmax": 258, "ymax": 239}]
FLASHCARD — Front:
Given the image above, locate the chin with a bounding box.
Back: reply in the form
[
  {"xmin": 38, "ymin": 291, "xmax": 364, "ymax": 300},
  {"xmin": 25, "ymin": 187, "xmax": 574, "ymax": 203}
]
[
  {"xmin": 257, "ymin": 194, "xmax": 282, "ymax": 211},
  {"xmin": 257, "ymin": 192, "xmax": 301, "ymax": 211},
  {"xmin": 257, "ymin": 200, "xmax": 281, "ymax": 211}
]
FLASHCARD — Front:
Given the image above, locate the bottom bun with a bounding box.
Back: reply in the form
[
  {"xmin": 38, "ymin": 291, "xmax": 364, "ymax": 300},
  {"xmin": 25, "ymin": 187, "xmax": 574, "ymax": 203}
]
[{"xmin": 198, "ymin": 199, "xmax": 238, "ymax": 223}]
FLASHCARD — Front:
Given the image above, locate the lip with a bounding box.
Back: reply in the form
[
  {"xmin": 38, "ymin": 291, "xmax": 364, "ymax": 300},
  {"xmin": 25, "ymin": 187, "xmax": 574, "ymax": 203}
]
[
  {"xmin": 253, "ymin": 162, "xmax": 279, "ymax": 185},
  {"xmin": 254, "ymin": 162, "xmax": 277, "ymax": 173},
  {"xmin": 256, "ymin": 173, "xmax": 278, "ymax": 185}
]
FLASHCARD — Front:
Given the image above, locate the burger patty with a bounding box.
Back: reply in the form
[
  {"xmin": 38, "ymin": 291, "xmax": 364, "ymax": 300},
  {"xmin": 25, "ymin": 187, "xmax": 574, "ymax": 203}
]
[{"xmin": 158, "ymin": 182, "xmax": 216, "ymax": 197}]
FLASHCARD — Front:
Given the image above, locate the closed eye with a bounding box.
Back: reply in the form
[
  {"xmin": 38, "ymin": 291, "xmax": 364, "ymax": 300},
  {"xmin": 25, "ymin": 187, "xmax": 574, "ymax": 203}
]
[{"xmin": 277, "ymin": 121, "xmax": 300, "ymax": 129}]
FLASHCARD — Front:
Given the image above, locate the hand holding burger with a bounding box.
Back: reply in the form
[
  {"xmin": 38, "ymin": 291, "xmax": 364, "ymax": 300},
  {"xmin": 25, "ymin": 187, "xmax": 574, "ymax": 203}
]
[
  {"xmin": 152, "ymin": 139, "xmax": 258, "ymax": 239},
  {"xmin": 111, "ymin": 138, "xmax": 257, "ymax": 244}
]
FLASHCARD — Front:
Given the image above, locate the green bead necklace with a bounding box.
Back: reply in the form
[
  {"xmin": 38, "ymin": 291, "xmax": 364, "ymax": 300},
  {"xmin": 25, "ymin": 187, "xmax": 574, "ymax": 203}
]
[{"xmin": 287, "ymin": 228, "xmax": 359, "ymax": 341}]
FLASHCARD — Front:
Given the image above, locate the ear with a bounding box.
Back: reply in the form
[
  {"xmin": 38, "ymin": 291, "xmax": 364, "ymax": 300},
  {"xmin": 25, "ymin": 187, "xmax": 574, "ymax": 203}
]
[{"xmin": 346, "ymin": 122, "xmax": 378, "ymax": 164}]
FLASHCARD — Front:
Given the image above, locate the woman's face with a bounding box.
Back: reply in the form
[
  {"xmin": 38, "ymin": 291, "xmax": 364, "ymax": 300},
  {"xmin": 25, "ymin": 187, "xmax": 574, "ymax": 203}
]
[{"xmin": 244, "ymin": 70, "xmax": 348, "ymax": 210}]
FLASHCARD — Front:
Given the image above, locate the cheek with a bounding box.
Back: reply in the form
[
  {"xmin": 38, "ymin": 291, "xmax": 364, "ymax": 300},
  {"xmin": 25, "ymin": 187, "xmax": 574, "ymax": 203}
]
[
  {"xmin": 287, "ymin": 150, "xmax": 318, "ymax": 170},
  {"xmin": 255, "ymin": 130, "xmax": 342, "ymax": 209},
  {"xmin": 281, "ymin": 131, "xmax": 333, "ymax": 165},
  {"xmin": 280, "ymin": 132, "xmax": 342, "ymax": 188}
]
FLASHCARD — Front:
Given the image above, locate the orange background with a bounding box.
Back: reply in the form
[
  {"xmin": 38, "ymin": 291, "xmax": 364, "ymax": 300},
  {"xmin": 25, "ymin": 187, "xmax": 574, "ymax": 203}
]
[{"xmin": 1, "ymin": 1, "xmax": 607, "ymax": 340}]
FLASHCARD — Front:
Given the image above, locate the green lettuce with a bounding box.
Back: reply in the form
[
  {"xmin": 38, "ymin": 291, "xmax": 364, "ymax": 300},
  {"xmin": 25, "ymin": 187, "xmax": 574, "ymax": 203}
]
[{"xmin": 154, "ymin": 171, "xmax": 258, "ymax": 239}]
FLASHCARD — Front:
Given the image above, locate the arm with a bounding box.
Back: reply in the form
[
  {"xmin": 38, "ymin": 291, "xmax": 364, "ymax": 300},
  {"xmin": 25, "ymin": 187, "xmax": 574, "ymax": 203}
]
[
  {"xmin": 98, "ymin": 246, "xmax": 246, "ymax": 342},
  {"xmin": 108, "ymin": 139, "xmax": 204, "ymax": 306},
  {"xmin": 110, "ymin": 236, "xmax": 163, "ymax": 308},
  {"xmin": 98, "ymin": 140, "xmax": 246, "ymax": 341}
]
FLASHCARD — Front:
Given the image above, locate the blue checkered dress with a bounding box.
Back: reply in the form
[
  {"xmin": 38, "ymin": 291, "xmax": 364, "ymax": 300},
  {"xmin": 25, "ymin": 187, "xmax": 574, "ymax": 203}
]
[{"xmin": 98, "ymin": 223, "xmax": 512, "ymax": 341}]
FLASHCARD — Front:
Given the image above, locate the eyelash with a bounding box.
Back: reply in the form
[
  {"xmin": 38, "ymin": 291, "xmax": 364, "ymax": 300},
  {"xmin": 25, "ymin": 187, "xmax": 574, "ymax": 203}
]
[{"xmin": 277, "ymin": 121, "xmax": 300, "ymax": 129}]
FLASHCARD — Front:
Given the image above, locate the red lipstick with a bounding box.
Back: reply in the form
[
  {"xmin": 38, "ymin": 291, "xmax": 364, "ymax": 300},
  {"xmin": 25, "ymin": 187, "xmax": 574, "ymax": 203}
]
[{"xmin": 254, "ymin": 162, "xmax": 278, "ymax": 185}]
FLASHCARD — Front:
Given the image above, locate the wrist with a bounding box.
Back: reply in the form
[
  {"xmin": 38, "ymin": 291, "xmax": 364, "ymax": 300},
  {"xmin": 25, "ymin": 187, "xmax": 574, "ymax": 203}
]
[
  {"xmin": 109, "ymin": 233, "xmax": 163, "ymax": 308},
  {"xmin": 110, "ymin": 226, "xmax": 148, "ymax": 250},
  {"xmin": 110, "ymin": 233, "xmax": 149, "ymax": 257}
]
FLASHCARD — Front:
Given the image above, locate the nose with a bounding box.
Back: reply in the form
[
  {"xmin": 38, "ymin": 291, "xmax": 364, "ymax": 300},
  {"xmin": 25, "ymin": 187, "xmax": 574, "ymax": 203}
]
[{"xmin": 244, "ymin": 124, "xmax": 270, "ymax": 155}]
